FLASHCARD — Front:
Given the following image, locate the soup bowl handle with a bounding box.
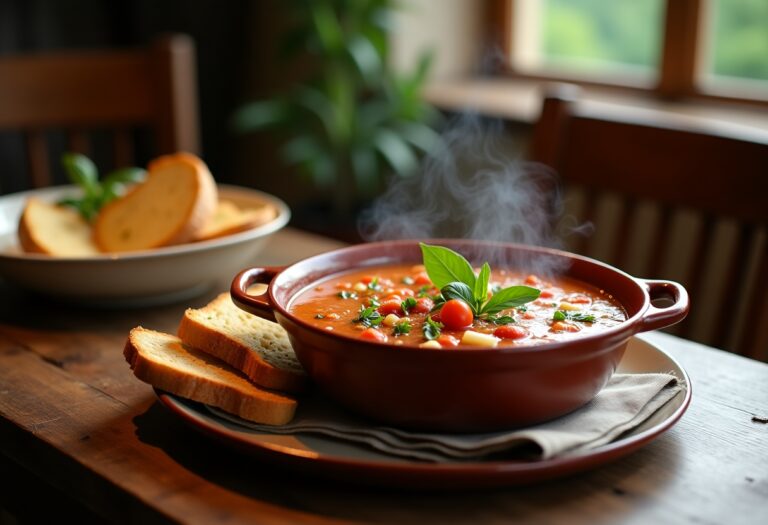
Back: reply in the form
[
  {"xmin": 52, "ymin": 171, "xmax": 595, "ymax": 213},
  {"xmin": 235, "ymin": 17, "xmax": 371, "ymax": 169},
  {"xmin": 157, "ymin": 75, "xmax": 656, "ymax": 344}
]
[
  {"xmin": 637, "ymin": 278, "xmax": 690, "ymax": 333},
  {"xmin": 230, "ymin": 266, "xmax": 285, "ymax": 322}
]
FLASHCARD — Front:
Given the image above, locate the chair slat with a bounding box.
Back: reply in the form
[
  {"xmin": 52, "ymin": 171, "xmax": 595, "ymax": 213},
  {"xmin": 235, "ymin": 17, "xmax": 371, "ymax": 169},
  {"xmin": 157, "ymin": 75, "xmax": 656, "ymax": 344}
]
[
  {"xmin": 25, "ymin": 131, "xmax": 50, "ymax": 188},
  {"xmin": 66, "ymin": 129, "xmax": 90, "ymax": 156},
  {"xmin": 610, "ymin": 198, "xmax": 636, "ymax": 269},
  {"xmin": 737, "ymin": 239, "xmax": 768, "ymax": 359},
  {"xmin": 113, "ymin": 128, "xmax": 134, "ymax": 168},
  {"xmin": 712, "ymin": 225, "xmax": 755, "ymax": 350}
]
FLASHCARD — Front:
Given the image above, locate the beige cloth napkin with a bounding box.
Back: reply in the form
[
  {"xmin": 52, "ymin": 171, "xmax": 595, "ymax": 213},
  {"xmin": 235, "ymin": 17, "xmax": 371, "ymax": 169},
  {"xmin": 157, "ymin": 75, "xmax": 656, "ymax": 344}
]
[{"xmin": 208, "ymin": 373, "xmax": 683, "ymax": 463}]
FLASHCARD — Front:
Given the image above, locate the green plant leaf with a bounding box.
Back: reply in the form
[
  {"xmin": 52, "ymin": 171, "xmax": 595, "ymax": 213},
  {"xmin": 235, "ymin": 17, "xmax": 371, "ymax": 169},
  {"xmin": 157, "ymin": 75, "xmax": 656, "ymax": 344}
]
[
  {"xmin": 347, "ymin": 35, "xmax": 382, "ymax": 81},
  {"xmin": 230, "ymin": 100, "xmax": 289, "ymax": 133},
  {"xmin": 440, "ymin": 282, "xmax": 476, "ymax": 313},
  {"xmin": 103, "ymin": 167, "xmax": 145, "ymax": 186},
  {"xmin": 374, "ymin": 128, "xmax": 418, "ymax": 177},
  {"xmin": 474, "ymin": 263, "xmax": 490, "ymax": 304},
  {"xmin": 311, "ymin": 2, "xmax": 344, "ymax": 53},
  {"xmin": 397, "ymin": 122, "xmax": 443, "ymax": 154},
  {"xmin": 62, "ymin": 153, "xmax": 98, "ymax": 196},
  {"xmin": 481, "ymin": 286, "xmax": 541, "ymax": 316},
  {"xmin": 420, "ymin": 243, "xmax": 477, "ymax": 291}
]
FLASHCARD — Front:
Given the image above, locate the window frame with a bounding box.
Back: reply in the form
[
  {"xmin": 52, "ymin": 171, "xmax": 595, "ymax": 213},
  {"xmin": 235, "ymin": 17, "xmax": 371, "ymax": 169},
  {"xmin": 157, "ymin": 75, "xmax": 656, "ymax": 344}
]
[{"xmin": 486, "ymin": 0, "xmax": 768, "ymax": 107}]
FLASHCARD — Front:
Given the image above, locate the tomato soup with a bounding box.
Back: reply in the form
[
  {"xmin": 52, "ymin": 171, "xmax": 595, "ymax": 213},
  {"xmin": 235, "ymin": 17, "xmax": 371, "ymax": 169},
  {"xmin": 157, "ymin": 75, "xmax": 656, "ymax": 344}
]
[{"xmin": 289, "ymin": 264, "xmax": 627, "ymax": 348}]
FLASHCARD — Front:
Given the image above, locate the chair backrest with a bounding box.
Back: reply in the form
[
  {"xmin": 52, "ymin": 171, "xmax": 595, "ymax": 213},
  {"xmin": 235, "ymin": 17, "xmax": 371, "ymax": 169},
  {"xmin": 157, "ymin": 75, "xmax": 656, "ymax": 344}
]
[
  {"xmin": 0, "ymin": 34, "xmax": 199, "ymax": 190},
  {"xmin": 530, "ymin": 84, "xmax": 768, "ymax": 360}
]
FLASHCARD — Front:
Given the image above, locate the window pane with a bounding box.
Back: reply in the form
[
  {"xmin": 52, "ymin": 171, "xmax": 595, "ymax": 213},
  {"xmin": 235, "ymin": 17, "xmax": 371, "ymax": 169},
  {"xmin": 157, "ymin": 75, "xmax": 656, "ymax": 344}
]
[
  {"xmin": 704, "ymin": 0, "xmax": 768, "ymax": 84},
  {"xmin": 513, "ymin": 0, "xmax": 664, "ymax": 83}
]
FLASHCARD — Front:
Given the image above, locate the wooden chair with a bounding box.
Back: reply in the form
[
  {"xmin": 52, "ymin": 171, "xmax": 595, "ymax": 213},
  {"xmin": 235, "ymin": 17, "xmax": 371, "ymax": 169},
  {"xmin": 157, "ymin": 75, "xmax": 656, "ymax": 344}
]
[
  {"xmin": 529, "ymin": 84, "xmax": 768, "ymax": 360},
  {"xmin": 0, "ymin": 34, "xmax": 200, "ymax": 191}
]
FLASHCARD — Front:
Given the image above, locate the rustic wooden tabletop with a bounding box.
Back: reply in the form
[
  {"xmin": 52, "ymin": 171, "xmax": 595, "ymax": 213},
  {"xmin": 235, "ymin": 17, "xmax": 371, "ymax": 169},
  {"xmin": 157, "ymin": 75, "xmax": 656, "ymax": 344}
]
[{"xmin": 0, "ymin": 228, "xmax": 766, "ymax": 524}]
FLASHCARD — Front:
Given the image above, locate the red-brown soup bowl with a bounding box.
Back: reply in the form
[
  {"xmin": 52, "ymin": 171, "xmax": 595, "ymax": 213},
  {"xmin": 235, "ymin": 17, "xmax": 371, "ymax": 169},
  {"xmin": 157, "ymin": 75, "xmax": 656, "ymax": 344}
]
[{"xmin": 231, "ymin": 240, "xmax": 688, "ymax": 432}]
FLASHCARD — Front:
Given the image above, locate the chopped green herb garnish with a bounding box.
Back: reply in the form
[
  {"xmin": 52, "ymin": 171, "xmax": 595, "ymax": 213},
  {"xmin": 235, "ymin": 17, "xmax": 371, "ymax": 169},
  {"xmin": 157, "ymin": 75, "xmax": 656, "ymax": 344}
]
[
  {"xmin": 417, "ymin": 285, "xmax": 432, "ymax": 298},
  {"xmin": 368, "ymin": 297, "xmax": 381, "ymax": 308},
  {"xmin": 314, "ymin": 314, "xmax": 325, "ymax": 319},
  {"xmin": 367, "ymin": 277, "xmax": 382, "ymax": 291},
  {"xmin": 400, "ymin": 297, "xmax": 418, "ymax": 315},
  {"xmin": 393, "ymin": 320, "xmax": 412, "ymax": 336},
  {"xmin": 423, "ymin": 316, "xmax": 443, "ymax": 340},
  {"xmin": 337, "ymin": 291, "xmax": 358, "ymax": 300},
  {"xmin": 419, "ymin": 243, "xmax": 540, "ymax": 319},
  {"xmin": 354, "ymin": 305, "xmax": 383, "ymax": 327},
  {"xmin": 486, "ymin": 314, "xmax": 515, "ymax": 325},
  {"xmin": 402, "ymin": 276, "xmax": 415, "ymax": 285},
  {"xmin": 553, "ymin": 310, "xmax": 596, "ymax": 323}
]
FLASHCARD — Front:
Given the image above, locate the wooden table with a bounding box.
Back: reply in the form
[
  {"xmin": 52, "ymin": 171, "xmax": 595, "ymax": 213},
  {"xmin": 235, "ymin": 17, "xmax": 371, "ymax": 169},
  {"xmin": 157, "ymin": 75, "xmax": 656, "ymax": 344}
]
[{"xmin": 1, "ymin": 228, "xmax": 766, "ymax": 524}]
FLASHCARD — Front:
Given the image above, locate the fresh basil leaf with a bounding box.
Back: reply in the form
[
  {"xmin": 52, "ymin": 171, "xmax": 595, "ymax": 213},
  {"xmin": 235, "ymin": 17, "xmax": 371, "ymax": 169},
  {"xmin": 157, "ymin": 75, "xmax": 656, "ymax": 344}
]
[
  {"xmin": 400, "ymin": 297, "xmax": 417, "ymax": 315},
  {"xmin": 419, "ymin": 243, "xmax": 476, "ymax": 291},
  {"xmin": 474, "ymin": 262, "xmax": 490, "ymax": 304},
  {"xmin": 62, "ymin": 153, "xmax": 98, "ymax": 195},
  {"xmin": 440, "ymin": 282, "xmax": 476, "ymax": 314},
  {"xmin": 417, "ymin": 285, "xmax": 432, "ymax": 298},
  {"xmin": 103, "ymin": 167, "xmax": 145, "ymax": 186},
  {"xmin": 486, "ymin": 314, "xmax": 515, "ymax": 325},
  {"xmin": 422, "ymin": 316, "xmax": 443, "ymax": 340},
  {"xmin": 481, "ymin": 285, "xmax": 540, "ymax": 315},
  {"xmin": 554, "ymin": 310, "xmax": 595, "ymax": 323}
]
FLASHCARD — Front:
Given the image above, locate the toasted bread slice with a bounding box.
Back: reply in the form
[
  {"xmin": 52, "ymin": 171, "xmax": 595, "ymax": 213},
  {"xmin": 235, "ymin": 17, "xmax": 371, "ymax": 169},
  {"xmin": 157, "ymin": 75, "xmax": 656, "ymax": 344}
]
[
  {"xmin": 178, "ymin": 292, "xmax": 307, "ymax": 393},
  {"xmin": 194, "ymin": 200, "xmax": 277, "ymax": 242},
  {"xmin": 124, "ymin": 327, "xmax": 296, "ymax": 425},
  {"xmin": 94, "ymin": 152, "xmax": 217, "ymax": 252},
  {"xmin": 17, "ymin": 198, "xmax": 100, "ymax": 256}
]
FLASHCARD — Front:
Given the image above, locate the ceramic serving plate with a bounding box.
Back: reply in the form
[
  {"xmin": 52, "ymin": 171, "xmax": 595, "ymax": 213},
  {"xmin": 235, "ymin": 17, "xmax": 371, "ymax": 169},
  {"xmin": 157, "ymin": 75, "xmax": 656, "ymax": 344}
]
[
  {"xmin": 0, "ymin": 184, "xmax": 289, "ymax": 306},
  {"xmin": 156, "ymin": 335, "xmax": 691, "ymax": 489}
]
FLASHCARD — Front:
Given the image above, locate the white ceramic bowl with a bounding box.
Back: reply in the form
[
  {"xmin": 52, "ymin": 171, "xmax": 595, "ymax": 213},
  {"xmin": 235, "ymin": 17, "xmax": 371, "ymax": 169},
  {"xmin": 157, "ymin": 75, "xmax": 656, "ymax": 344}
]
[{"xmin": 0, "ymin": 184, "xmax": 290, "ymax": 306}]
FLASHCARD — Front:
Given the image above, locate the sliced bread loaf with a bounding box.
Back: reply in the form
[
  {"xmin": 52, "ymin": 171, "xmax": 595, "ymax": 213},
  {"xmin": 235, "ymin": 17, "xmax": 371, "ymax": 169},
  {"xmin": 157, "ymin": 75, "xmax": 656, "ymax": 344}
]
[
  {"xmin": 94, "ymin": 152, "xmax": 217, "ymax": 252},
  {"xmin": 17, "ymin": 198, "xmax": 100, "ymax": 256},
  {"xmin": 124, "ymin": 327, "xmax": 296, "ymax": 425},
  {"xmin": 177, "ymin": 292, "xmax": 307, "ymax": 393},
  {"xmin": 194, "ymin": 199, "xmax": 277, "ymax": 242}
]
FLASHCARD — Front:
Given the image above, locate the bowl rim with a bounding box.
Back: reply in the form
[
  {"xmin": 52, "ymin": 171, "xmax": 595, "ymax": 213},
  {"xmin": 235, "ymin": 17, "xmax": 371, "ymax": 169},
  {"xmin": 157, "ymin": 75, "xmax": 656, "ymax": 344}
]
[
  {"xmin": 263, "ymin": 238, "xmax": 654, "ymax": 355},
  {"xmin": 0, "ymin": 184, "xmax": 290, "ymax": 263}
]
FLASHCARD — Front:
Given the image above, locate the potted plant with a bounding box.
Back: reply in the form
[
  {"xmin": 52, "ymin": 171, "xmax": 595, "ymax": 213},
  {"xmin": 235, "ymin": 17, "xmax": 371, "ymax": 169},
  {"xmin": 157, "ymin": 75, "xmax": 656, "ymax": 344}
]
[{"xmin": 232, "ymin": 0, "xmax": 442, "ymax": 222}]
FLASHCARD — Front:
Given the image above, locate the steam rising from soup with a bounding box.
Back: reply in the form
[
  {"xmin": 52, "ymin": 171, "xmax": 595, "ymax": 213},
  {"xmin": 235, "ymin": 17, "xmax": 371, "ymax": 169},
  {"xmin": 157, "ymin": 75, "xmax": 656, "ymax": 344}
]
[{"xmin": 358, "ymin": 113, "xmax": 569, "ymax": 275}]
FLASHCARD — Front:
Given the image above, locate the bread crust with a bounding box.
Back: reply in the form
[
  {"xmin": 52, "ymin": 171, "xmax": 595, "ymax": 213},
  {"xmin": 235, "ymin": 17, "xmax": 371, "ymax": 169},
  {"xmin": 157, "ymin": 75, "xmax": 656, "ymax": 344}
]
[
  {"xmin": 177, "ymin": 293, "xmax": 307, "ymax": 393},
  {"xmin": 18, "ymin": 198, "xmax": 100, "ymax": 256},
  {"xmin": 94, "ymin": 152, "xmax": 218, "ymax": 252},
  {"xmin": 124, "ymin": 327, "xmax": 296, "ymax": 425}
]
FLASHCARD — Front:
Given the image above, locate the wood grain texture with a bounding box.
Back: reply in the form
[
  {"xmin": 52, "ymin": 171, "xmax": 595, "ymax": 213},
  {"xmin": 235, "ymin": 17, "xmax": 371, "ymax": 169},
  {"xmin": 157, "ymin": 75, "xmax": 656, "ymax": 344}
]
[{"xmin": 0, "ymin": 228, "xmax": 766, "ymax": 524}]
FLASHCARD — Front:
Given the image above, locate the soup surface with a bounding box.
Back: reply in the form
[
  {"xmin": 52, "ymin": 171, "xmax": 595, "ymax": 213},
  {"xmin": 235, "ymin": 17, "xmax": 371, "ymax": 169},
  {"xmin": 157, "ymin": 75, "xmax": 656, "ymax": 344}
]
[{"xmin": 289, "ymin": 264, "xmax": 627, "ymax": 348}]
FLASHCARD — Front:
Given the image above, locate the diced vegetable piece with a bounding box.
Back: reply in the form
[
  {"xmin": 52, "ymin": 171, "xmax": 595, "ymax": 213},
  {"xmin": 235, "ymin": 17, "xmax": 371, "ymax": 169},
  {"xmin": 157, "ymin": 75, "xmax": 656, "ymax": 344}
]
[
  {"xmin": 412, "ymin": 297, "xmax": 434, "ymax": 314},
  {"xmin": 551, "ymin": 321, "xmax": 580, "ymax": 333},
  {"xmin": 461, "ymin": 330, "xmax": 500, "ymax": 347},
  {"xmin": 383, "ymin": 313, "xmax": 400, "ymax": 326},
  {"xmin": 436, "ymin": 334, "xmax": 460, "ymax": 347},
  {"xmin": 559, "ymin": 301, "xmax": 581, "ymax": 311},
  {"xmin": 377, "ymin": 299, "xmax": 402, "ymax": 316},
  {"xmin": 353, "ymin": 282, "xmax": 367, "ymax": 293},
  {"xmin": 359, "ymin": 328, "xmax": 387, "ymax": 342},
  {"xmin": 419, "ymin": 340, "xmax": 441, "ymax": 349},
  {"xmin": 493, "ymin": 325, "xmax": 527, "ymax": 340}
]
